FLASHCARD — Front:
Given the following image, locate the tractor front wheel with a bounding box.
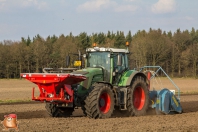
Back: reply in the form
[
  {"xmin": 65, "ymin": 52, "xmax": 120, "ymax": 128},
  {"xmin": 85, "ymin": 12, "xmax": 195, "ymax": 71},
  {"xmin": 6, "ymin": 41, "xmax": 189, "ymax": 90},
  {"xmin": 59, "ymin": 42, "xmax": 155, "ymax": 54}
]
[
  {"xmin": 84, "ymin": 83, "xmax": 115, "ymax": 119},
  {"xmin": 45, "ymin": 103, "xmax": 74, "ymax": 117},
  {"xmin": 127, "ymin": 76, "xmax": 149, "ymax": 116}
]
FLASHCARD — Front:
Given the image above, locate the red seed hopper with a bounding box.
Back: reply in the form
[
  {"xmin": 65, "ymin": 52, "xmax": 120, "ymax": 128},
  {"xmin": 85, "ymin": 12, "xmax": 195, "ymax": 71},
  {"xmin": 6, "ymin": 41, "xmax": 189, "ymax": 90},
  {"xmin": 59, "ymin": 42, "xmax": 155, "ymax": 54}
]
[{"xmin": 21, "ymin": 73, "xmax": 86, "ymax": 103}]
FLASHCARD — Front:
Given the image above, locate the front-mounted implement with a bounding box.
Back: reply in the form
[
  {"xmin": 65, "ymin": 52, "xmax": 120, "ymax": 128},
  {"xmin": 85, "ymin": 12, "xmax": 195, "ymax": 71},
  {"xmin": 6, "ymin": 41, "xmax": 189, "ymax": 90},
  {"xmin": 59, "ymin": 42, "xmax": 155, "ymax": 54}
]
[{"xmin": 21, "ymin": 73, "xmax": 86, "ymax": 105}]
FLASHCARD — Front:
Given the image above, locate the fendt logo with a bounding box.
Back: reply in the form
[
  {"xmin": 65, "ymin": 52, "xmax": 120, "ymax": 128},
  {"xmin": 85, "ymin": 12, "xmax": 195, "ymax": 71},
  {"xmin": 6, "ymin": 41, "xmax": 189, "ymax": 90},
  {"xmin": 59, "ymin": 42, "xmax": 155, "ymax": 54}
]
[{"xmin": 1, "ymin": 114, "xmax": 19, "ymax": 131}]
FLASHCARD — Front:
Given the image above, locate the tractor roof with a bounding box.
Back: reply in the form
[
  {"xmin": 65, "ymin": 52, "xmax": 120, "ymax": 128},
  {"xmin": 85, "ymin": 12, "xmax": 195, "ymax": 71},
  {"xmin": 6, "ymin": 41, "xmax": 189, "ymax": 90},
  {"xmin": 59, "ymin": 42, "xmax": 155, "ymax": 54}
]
[{"xmin": 86, "ymin": 47, "xmax": 129, "ymax": 53}]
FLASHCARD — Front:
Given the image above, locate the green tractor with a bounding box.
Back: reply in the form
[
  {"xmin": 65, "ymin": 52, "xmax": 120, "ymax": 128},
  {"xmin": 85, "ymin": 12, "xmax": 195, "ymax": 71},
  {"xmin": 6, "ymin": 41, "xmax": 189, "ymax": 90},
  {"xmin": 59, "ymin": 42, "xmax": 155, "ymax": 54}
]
[
  {"xmin": 21, "ymin": 44, "xmax": 182, "ymax": 119},
  {"xmin": 64, "ymin": 45, "xmax": 149, "ymax": 118}
]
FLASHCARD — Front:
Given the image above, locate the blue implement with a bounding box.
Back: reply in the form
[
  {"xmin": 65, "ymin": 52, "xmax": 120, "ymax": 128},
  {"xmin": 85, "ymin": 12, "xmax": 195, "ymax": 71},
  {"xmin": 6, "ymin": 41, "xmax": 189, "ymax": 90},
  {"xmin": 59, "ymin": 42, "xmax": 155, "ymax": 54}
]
[{"xmin": 150, "ymin": 88, "xmax": 182, "ymax": 114}]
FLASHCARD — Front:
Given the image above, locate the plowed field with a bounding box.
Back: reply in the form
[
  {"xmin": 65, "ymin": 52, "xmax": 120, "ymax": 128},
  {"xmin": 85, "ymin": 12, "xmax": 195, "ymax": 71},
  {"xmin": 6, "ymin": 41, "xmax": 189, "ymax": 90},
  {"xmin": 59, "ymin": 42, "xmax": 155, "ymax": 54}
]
[{"xmin": 0, "ymin": 79, "xmax": 198, "ymax": 132}]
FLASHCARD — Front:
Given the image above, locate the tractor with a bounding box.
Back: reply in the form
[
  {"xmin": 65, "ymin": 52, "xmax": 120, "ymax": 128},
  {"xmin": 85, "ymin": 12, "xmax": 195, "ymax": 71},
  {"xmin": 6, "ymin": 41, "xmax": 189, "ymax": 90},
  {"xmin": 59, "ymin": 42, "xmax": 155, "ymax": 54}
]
[{"xmin": 21, "ymin": 43, "xmax": 182, "ymax": 119}]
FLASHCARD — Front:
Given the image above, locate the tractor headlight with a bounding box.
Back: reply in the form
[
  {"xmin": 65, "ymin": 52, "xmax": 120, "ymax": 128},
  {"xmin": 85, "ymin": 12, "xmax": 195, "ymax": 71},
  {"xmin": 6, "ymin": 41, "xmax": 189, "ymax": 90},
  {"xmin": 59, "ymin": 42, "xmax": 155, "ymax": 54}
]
[{"xmin": 48, "ymin": 93, "xmax": 54, "ymax": 98}]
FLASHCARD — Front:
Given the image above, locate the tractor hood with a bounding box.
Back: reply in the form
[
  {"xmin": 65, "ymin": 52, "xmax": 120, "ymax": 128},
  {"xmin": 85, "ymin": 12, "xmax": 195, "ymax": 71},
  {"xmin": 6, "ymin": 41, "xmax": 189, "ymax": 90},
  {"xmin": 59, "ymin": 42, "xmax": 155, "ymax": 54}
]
[
  {"xmin": 72, "ymin": 67, "xmax": 104, "ymax": 95},
  {"xmin": 72, "ymin": 67, "xmax": 104, "ymax": 86},
  {"xmin": 72, "ymin": 67, "xmax": 103, "ymax": 76}
]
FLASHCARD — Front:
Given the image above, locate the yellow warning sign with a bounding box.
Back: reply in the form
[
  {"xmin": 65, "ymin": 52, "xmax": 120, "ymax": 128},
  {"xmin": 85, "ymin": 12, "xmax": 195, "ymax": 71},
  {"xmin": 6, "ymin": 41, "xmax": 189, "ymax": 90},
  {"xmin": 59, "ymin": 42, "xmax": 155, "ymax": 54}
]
[{"xmin": 74, "ymin": 61, "xmax": 81, "ymax": 67}]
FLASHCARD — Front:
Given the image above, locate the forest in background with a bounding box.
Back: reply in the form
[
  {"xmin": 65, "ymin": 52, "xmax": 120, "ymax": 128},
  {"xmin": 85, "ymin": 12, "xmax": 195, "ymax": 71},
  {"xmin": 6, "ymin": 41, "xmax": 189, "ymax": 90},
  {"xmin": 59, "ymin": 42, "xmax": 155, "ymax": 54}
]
[{"xmin": 0, "ymin": 28, "xmax": 198, "ymax": 79}]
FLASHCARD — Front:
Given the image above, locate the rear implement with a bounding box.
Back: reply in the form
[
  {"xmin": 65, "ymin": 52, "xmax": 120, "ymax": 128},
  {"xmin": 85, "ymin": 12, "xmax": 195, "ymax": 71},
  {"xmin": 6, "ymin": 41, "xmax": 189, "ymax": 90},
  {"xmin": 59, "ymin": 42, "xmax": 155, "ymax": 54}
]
[{"xmin": 141, "ymin": 66, "xmax": 182, "ymax": 114}]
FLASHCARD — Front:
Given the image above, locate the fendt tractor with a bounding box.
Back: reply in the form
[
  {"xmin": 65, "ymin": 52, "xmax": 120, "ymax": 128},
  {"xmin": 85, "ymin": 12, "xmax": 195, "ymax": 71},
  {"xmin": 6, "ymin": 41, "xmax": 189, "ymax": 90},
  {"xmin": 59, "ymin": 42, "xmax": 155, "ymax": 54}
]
[{"xmin": 21, "ymin": 42, "xmax": 182, "ymax": 119}]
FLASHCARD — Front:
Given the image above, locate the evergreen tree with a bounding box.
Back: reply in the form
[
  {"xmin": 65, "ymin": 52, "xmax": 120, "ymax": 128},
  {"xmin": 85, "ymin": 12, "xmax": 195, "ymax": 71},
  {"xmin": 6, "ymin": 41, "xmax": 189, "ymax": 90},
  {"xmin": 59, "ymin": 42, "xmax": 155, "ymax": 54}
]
[
  {"xmin": 126, "ymin": 30, "xmax": 132, "ymax": 44},
  {"xmin": 114, "ymin": 31, "xmax": 125, "ymax": 48}
]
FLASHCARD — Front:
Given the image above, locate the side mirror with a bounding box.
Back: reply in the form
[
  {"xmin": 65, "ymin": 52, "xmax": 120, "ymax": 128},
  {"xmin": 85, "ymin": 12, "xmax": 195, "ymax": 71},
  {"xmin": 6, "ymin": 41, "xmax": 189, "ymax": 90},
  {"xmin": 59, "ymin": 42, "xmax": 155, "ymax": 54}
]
[
  {"xmin": 117, "ymin": 54, "xmax": 122, "ymax": 66},
  {"xmin": 66, "ymin": 56, "xmax": 70, "ymax": 67},
  {"xmin": 83, "ymin": 54, "xmax": 86, "ymax": 58}
]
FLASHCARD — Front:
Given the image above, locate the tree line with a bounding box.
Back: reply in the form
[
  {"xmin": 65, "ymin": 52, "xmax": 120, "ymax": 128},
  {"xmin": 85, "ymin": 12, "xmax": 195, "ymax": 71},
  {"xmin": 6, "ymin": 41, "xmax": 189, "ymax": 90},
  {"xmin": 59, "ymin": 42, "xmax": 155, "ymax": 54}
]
[{"xmin": 0, "ymin": 28, "xmax": 198, "ymax": 79}]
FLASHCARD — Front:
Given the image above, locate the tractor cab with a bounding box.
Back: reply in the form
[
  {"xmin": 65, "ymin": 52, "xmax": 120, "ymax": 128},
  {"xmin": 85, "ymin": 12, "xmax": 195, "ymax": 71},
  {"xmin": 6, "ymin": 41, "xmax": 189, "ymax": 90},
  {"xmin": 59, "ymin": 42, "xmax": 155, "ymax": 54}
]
[{"xmin": 84, "ymin": 46, "xmax": 129, "ymax": 84}]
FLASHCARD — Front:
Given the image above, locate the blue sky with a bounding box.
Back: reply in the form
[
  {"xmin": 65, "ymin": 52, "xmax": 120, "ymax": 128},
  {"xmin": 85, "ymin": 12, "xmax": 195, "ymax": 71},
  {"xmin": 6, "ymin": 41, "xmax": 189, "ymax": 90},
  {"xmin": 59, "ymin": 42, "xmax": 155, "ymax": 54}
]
[{"xmin": 0, "ymin": 0, "xmax": 197, "ymax": 42}]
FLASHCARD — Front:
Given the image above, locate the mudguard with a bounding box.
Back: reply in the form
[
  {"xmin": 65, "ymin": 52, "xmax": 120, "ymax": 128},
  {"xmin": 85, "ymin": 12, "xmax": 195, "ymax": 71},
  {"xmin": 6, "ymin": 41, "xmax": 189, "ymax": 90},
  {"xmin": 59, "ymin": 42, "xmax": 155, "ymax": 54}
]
[{"xmin": 118, "ymin": 70, "xmax": 147, "ymax": 86}]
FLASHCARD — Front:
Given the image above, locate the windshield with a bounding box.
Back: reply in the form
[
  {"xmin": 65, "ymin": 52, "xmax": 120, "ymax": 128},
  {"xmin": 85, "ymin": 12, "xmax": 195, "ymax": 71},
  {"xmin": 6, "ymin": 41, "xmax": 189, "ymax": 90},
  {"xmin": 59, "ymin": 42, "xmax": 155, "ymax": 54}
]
[
  {"xmin": 87, "ymin": 52, "xmax": 110, "ymax": 69},
  {"xmin": 87, "ymin": 52, "xmax": 111, "ymax": 81}
]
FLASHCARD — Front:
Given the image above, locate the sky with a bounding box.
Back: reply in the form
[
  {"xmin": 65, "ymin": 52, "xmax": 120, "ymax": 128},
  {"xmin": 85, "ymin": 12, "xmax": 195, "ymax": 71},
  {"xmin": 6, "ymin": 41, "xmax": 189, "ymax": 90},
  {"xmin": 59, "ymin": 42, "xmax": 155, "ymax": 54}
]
[{"xmin": 0, "ymin": 0, "xmax": 197, "ymax": 42}]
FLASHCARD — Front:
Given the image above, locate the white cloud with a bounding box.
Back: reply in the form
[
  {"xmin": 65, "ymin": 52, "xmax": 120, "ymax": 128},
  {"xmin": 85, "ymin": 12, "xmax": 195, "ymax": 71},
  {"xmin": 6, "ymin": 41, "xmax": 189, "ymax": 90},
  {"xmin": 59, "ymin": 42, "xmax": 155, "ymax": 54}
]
[
  {"xmin": 77, "ymin": 0, "xmax": 138, "ymax": 12},
  {"xmin": 77, "ymin": 0, "xmax": 115, "ymax": 12},
  {"xmin": 151, "ymin": 0, "xmax": 176, "ymax": 14},
  {"xmin": 21, "ymin": 0, "xmax": 48, "ymax": 10},
  {"xmin": 114, "ymin": 5, "xmax": 138, "ymax": 12},
  {"xmin": 0, "ymin": 0, "xmax": 48, "ymax": 12}
]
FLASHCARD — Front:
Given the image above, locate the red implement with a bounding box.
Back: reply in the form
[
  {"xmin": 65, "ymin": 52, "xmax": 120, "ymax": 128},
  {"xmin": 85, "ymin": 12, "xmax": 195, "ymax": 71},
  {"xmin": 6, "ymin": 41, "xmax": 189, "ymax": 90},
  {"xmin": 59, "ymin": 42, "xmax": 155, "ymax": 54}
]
[{"xmin": 21, "ymin": 73, "xmax": 86, "ymax": 103}]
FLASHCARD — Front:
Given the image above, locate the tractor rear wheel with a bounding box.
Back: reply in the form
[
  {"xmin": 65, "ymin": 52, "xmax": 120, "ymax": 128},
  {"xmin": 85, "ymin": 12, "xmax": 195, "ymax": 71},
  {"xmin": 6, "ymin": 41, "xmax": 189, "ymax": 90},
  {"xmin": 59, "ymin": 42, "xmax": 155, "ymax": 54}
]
[
  {"xmin": 127, "ymin": 76, "xmax": 149, "ymax": 116},
  {"xmin": 84, "ymin": 83, "xmax": 115, "ymax": 119},
  {"xmin": 45, "ymin": 103, "xmax": 74, "ymax": 117}
]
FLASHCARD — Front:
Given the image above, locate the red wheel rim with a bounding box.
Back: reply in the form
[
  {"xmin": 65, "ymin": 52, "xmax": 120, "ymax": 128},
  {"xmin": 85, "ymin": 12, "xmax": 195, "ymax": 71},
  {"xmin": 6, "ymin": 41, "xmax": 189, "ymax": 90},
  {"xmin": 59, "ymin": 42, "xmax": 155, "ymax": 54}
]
[
  {"xmin": 99, "ymin": 93, "xmax": 111, "ymax": 113},
  {"xmin": 133, "ymin": 86, "xmax": 145, "ymax": 110}
]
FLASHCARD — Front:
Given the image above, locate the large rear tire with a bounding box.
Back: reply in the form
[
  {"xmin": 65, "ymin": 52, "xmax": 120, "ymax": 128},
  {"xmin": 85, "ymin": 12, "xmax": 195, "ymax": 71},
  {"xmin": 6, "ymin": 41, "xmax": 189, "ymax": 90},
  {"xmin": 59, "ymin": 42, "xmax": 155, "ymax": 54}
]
[
  {"xmin": 127, "ymin": 76, "xmax": 149, "ymax": 116},
  {"xmin": 84, "ymin": 83, "xmax": 115, "ymax": 119},
  {"xmin": 45, "ymin": 103, "xmax": 74, "ymax": 117}
]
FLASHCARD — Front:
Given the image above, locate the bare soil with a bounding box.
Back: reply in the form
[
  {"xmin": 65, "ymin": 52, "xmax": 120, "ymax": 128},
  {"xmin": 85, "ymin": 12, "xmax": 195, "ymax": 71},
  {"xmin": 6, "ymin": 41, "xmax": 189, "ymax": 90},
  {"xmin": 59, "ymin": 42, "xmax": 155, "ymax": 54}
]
[{"xmin": 0, "ymin": 78, "xmax": 198, "ymax": 132}]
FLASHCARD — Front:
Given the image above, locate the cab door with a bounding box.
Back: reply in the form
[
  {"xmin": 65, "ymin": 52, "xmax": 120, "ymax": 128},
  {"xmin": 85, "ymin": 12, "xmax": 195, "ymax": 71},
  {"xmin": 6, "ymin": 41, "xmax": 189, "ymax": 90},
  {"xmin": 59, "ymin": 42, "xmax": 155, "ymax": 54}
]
[{"xmin": 112, "ymin": 53, "xmax": 126, "ymax": 85}]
